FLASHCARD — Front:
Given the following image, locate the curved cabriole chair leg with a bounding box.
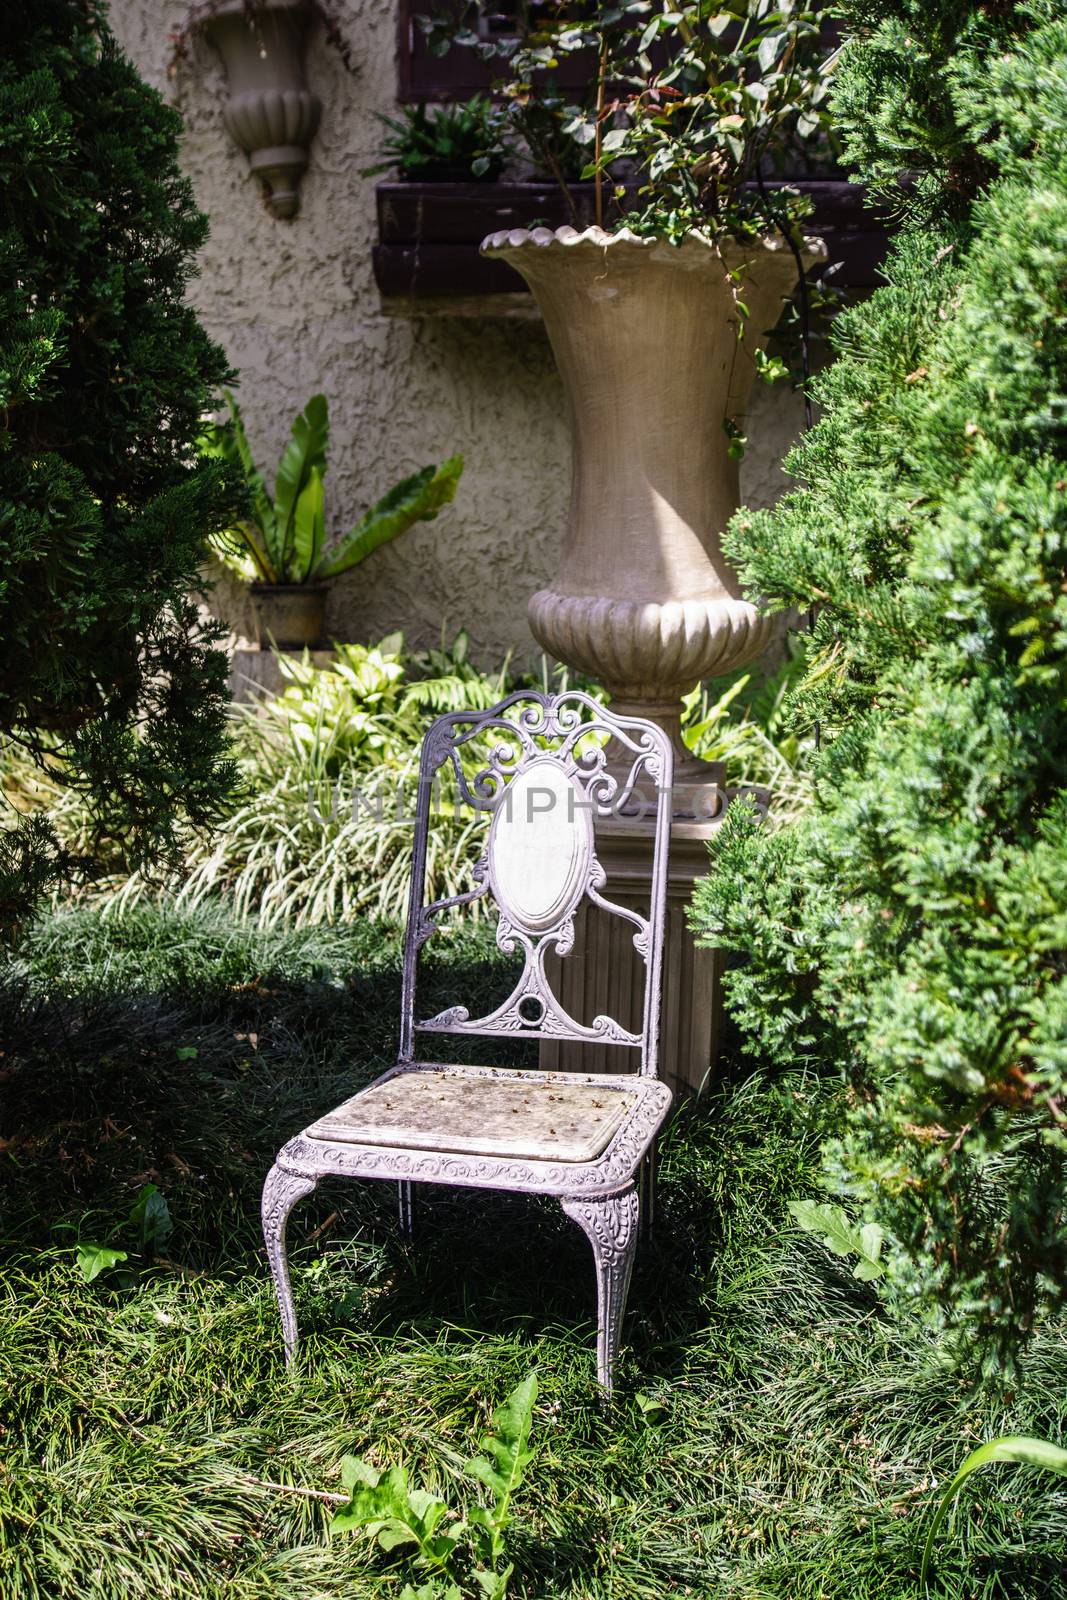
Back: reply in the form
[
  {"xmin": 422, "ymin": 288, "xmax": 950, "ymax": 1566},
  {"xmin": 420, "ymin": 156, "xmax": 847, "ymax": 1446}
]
[
  {"xmin": 561, "ymin": 1186, "xmax": 640, "ymax": 1396},
  {"xmin": 262, "ymin": 1164, "xmax": 319, "ymax": 1366}
]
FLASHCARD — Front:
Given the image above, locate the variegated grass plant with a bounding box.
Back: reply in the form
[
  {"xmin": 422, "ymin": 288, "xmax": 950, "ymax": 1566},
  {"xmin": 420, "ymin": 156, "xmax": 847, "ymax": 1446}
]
[{"xmin": 2, "ymin": 636, "xmax": 811, "ymax": 928}]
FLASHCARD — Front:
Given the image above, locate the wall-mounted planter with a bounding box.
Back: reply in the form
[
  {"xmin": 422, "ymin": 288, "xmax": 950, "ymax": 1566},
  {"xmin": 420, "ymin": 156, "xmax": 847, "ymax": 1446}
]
[
  {"xmin": 374, "ymin": 178, "xmax": 894, "ymax": 310},
  {"xmin": 203, "ymin": 0, "xmax": 321, "ymax": 219}
]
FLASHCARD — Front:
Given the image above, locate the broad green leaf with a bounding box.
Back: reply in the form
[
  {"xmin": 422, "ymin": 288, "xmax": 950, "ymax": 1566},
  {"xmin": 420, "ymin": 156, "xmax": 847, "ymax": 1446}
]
[
  {"xmin": 75, "ymin": 1242, "xmax": 128, "ymax": 1283},
  {"xmin": 273, "ymin": 393, "xmax": 329, "ymax": 576},
  {"xmin": 921, "ymin": 1436, "xmax": 1067, "ymax": 1584},
  {"xmin": 223, "ymin": 391, "xmax": 264, "ymax": 487},
  {"xmin": 789, "ymin": 1199, "xmax": 858, "ymax": 1255},
  {"xmin": 313, "ymin": 455, "xmax": 463, "ymax": 581},
  {"xmin": 330, "ymin": 1462, "xmax": 459, "ymax": 1571},
  {"xmin": 222, "ymin": 391, "xmax": 279, "ymax": 572},
  {"xmin": 197, "ymin": 418, "xmax": 236, "ymax": 463},
  {"xmin": 685, "ymin": 675, "xmax": 749, "ymax": 741},
  {"xmin": 129, "ymin": 1183, "xmax": 172, "ymax": 1256},
  {"xmin": 788, "ymin": 1200, "xmax": 885, "ymax": 1280},
  {"xmin": 635, "ymin": 1390, "xmax": 668, "ymax": 1421},
  {"xmin": 757, "ymin": 31, "xmax": 785, "ymax": 71},
  {"xmin": 858, "ymin": 1222, "xmax": 884, "ymax": 1264},
  {"xmin": 463, "ymin": 1373, "xmax": 537, "ymax": 1566},
  {"xmin": 473, "ymin": 1565, "xmax": 512, "ymax": 1600},
  {"xmin": 378, "ymin": 1525, "xmax": 419, "ymax": 1552},
  {"xmin": 292, "ymin": 465, "xmax": 325, "ymax": 583},
  {"xmin": 340, "ymin": 1455, "xmax": 380, "ymax": 1491}
]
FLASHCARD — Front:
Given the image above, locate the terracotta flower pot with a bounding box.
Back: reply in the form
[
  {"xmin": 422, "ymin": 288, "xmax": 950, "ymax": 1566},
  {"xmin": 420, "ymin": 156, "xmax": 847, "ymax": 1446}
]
[
  {"xmin": 250, "ymin": 582, "xmax": 327, "ymax": 648},
  {"xmin": 481, "ymin": 223, "xmax": 825, "ymax": 808}
]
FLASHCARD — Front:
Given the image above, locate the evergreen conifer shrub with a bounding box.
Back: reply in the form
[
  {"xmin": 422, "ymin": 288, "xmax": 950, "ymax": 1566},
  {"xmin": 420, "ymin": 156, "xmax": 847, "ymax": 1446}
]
[
  {"xmin": 0, "ymin": 0, "xmax": 240, "ymax": 933},
  {"xmin": 692, "ymin": 1, "xmax": 1067, "ymax": 1364}
]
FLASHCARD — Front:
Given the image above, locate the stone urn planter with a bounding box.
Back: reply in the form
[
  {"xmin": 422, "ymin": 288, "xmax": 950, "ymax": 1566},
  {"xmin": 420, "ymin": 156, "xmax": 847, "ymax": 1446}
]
[
  {"xmin": 249, "ymin": 582, "xmax": 327, "ymax": 648},
  {"xmin": 203, "ymin": 0, "xmax": 322, "ymax": 220},
  {"xmin": 482, "ymin": 222, "xmax": 825, "ymax": 1095},
  {"xmin": 482, "ymin": 223, "xmax": 825, "ymax": 817}
]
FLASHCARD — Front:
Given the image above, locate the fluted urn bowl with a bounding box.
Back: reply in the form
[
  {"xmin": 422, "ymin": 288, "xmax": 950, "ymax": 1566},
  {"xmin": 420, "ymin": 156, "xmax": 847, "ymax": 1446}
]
[{"xmin": 482, "ymin": 224, "xmax": 825, "ymax": 789}]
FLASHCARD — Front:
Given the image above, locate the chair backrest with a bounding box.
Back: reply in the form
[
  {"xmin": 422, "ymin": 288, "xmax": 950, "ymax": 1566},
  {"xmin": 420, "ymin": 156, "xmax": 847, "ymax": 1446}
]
[{"xmin": 399, "ymin": 690, "xmax": 673, "ymax": 1077}]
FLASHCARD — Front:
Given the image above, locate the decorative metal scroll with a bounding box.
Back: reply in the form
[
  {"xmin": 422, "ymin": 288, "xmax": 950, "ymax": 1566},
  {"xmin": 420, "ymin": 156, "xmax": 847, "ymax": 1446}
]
[{"xmin": 398, "ymin": 691, "xmax": 674, "ymax": 1078}]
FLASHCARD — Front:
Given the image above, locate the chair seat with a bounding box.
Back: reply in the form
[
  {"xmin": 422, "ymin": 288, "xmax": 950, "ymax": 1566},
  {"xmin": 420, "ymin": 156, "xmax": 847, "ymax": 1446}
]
[{"xmin": 305, "ymin": 1066, "xmax": 640, "ymax": 1164}]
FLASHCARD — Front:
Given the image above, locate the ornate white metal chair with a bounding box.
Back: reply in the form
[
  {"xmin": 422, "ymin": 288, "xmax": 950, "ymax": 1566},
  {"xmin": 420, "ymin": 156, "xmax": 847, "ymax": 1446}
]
[{"xmin": 263, "ymin": 690, "xmax": 673, "ymax": 1392}]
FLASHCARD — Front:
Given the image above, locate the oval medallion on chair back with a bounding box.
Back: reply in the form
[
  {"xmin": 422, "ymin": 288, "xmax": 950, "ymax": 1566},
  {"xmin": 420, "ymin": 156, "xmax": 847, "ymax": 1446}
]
[{"xmin": 488, "ymin": 760, "xmax": 593, "ymax": 935}]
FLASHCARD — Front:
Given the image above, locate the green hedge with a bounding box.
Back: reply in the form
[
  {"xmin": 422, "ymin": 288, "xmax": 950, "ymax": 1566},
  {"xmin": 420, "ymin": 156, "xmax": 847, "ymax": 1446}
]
[
  {"xmin": 0, "ymin": 0, "xmax": 241, "ymax": 934},
  {"xmin": 693, "ymin": 1, "xmax": 1067, "ymax": 1367}
]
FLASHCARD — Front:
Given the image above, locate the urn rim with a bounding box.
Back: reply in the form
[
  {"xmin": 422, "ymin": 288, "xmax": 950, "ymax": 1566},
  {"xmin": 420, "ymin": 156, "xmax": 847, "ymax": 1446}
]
[{"xmin": 480, "ymin": 222, "xmax": 827, "ymax": 268}]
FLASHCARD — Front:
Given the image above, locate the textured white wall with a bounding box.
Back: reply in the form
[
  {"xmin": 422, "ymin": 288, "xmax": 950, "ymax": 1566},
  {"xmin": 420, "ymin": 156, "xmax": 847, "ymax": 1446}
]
[{"xmin": 109, "ymin": 0, "xmax": 807, "ymax": 667}]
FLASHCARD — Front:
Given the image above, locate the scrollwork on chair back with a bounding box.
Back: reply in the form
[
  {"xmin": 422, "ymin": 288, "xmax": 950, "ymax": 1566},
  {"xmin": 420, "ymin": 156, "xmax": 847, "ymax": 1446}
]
[{"xmin": 398, "ymin": 691, "xmax": 672, "ymax": 1078}]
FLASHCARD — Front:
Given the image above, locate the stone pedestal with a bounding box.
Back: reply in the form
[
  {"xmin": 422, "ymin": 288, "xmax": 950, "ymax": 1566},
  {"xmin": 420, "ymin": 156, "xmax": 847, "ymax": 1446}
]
[
  {"xmin": 541, "ymin": 815, "xmax": 733, "ymax": 1100},
  {"xmin": 230, "ymin": 646, "xmax": 335, "ymax": 702}
]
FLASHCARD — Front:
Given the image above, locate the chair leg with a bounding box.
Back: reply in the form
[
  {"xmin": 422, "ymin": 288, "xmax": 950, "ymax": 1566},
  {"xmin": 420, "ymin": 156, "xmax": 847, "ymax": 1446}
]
[
  {"xmin": 262, "ymin": 1164, "xmax": 319, "ymax": 1366},
  {"xmin": 397, "ymin": 1179, "xmax": 416, "ymax": 1240},
  {"xmin": 560, "ymin": 1187, "xmax": 639, "ymax": 1396},
  {"xmin": 639, "ymin": 1147, "xmax": 658, "ymax": 1241}
]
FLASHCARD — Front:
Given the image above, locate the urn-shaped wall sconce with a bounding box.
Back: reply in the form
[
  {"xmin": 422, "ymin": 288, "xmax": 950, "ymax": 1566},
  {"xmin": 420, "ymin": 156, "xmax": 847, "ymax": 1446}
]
[{"xmin": 202, "ymin": 0, "xmax": 321, "ymax": 219}]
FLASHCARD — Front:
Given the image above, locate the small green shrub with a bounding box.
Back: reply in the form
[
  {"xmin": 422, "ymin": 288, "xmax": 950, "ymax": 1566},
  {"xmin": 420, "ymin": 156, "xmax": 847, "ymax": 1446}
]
[
  {"xmin": 331, "ymin": 1373, "xmax": 537, "ymax": 1600},
  {"xmin": 67, "ymin": 1182, "xmax": 173, "ymax": 1284},
  {"xmin": 363, "ymin": 96, "xmax": 511, "ymax": 183},
  {"xmin": 362, "ymin": 97, "xmax": 512, "ymax": 182},
  {"xmin": 164, "ymin": 635, "xmax": 508, "ymax": 925}
]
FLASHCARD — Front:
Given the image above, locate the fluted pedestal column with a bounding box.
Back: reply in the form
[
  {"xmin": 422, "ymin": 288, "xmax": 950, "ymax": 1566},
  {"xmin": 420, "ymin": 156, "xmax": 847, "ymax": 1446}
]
[
  {"xmin": 538, "ymin": 816, "xmax": 728, "ymax": 1100},
  {"xmin": 482, "ymin": 225, "xmax": 821, "ymax": 1094}
]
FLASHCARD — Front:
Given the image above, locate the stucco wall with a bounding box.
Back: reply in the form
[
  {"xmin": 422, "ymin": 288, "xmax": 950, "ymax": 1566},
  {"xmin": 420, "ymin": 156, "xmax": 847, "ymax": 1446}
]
[{"xmin": 109, "ymin": 0, "xmax": 808, "ymax": 668}]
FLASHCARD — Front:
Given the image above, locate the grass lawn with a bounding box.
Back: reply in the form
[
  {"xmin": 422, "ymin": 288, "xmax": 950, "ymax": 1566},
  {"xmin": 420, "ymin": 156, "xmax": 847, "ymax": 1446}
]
[{"xmin": 0, "ymin": 901, "xmax": 1064, "ymax": 1599}]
